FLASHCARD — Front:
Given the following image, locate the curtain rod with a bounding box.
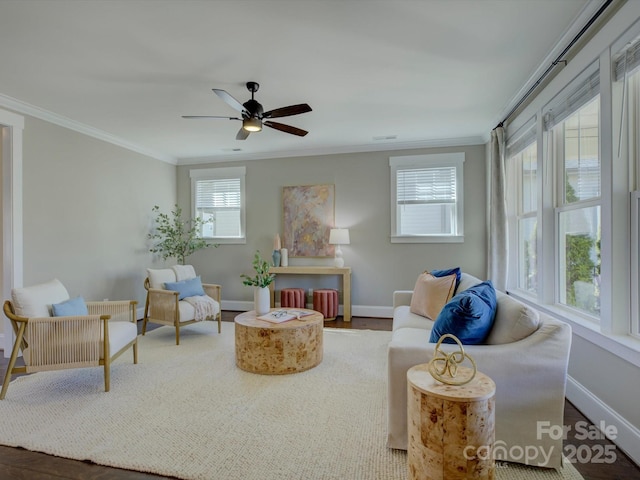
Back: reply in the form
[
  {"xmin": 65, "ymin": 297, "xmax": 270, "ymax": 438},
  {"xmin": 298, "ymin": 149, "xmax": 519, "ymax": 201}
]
[{"xmin": 495, "ymin": 0, "xmax": 615, "ymax": 130}]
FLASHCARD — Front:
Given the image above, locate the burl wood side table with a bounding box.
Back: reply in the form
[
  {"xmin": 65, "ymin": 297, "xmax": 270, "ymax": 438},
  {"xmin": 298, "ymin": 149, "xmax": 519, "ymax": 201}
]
[
  {"xmin": 407, "ymin": 364, "xmax": 496, "ymax": 480},
  {"xmin": 234, "ymin": 309, "xmax": 323, "ymax": 374}
]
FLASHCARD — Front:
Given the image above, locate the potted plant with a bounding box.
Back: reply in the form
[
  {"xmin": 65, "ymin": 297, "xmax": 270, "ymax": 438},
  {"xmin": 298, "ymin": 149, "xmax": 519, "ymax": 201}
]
[
  {"xmin": 148, "ymin": 204, "xmax": 216, "ymax": 265},
  {"xmin": 241, "ymin": 251, "xmax": 276, "ymax": 315}
]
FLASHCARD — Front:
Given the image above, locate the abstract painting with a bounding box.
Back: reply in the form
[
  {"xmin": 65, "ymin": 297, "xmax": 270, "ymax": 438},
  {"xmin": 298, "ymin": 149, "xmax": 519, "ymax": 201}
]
[{"xmin": 282, "ymin": 184, "xmax": 335, "ymax": 257}]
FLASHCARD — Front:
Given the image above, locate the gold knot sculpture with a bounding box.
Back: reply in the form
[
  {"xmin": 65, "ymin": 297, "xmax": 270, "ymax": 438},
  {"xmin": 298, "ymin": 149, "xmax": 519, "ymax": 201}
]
[{"xmin": 427, "ymin": 334, "xmax": 477, "ymax": 386}]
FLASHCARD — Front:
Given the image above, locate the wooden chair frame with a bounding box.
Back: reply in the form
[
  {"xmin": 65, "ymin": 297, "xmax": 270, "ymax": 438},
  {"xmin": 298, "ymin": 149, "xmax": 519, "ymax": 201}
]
[
  {"xmin": 1, "ymin": 299, "xmax": 138, "ymax": 400},
  {"xmin": 142, "ymin": 278, "xmax": 221, "ymax": 345}
]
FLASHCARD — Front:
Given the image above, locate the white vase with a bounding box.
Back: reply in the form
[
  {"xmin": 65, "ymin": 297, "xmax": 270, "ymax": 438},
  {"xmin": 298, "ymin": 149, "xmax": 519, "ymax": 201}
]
[{"xmin": 254, "ymin": 286, "xmax": 271, "ymax": 315}]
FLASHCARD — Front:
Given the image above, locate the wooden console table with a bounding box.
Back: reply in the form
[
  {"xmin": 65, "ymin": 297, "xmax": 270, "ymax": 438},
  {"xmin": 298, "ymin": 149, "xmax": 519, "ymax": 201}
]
[{"xmin": 269, "ymin": 266, "xmax": 352, "ymax": 322}]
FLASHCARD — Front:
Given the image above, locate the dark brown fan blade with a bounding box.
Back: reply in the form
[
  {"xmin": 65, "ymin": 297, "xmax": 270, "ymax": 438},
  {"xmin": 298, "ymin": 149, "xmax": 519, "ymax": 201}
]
[
  {"xmin": 262, "ymin": 103, "xmax": 312, "ymax": 119},
  {"xmin": 213, "ymin": 89, "xmax": 247, "ymax": 114},
  {"xmin": 236, "ymin": 127, "xmax": 250, "ymax": 140},
  {"xmin": 264, "ymin": 121, "xmax": 308, "ymax": 137},
  {"xmin": 182, "ymin": 115, "xmax": 242, "ymax": 120}
]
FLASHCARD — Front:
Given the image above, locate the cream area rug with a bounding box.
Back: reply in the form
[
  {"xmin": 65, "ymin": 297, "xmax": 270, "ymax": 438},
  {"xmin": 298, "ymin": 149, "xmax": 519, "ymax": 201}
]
[{"xmin": 0, "ymin": 322, "xmax": 583, "ymax": 480}]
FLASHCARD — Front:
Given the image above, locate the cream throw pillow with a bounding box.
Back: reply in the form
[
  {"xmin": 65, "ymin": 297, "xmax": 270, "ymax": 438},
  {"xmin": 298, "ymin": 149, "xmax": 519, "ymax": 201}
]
[{"xmin": 410, "ymin": 272, "xmax": 457, "ymax": 320}]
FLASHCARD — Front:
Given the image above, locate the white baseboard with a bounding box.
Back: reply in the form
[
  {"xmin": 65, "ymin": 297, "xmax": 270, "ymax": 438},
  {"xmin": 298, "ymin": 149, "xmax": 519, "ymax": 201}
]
[
  {"xmin": 566, "ymin": 375, "xmax": 640, "ymax": 466},
  {"xmin": 221, "ymin": 301, "xmax": 394, "ymax": 320}
]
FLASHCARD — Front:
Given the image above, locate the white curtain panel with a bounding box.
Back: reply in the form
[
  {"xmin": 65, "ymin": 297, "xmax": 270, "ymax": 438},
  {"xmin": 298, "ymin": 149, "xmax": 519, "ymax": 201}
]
[{"xmin": 488, "ymin": 126, "xmax": 508, "ymax": 291}]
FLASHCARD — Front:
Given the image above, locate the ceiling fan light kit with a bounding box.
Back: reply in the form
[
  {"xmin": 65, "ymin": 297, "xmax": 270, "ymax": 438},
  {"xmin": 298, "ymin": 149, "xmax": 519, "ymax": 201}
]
[
  {"xmin": 183, "ymin": 81, "xmax": 311, "ymax": 140},
  {"xmin": 243, "ymin": 117, "xmax": 262, "ymax": 132}
]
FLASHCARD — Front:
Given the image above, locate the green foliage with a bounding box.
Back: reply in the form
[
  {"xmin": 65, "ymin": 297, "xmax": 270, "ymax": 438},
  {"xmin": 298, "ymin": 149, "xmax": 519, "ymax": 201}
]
[
  {"xmin": 240, "ymin": 251, "xmax": 275, "ymax": 288},
  {"xmin": 565, "ymin": 233, "xmax": 596, "ymax": 306},
  {"xmin": 148, "ymin": 205, "xmax": 216, "ymax": 265}
]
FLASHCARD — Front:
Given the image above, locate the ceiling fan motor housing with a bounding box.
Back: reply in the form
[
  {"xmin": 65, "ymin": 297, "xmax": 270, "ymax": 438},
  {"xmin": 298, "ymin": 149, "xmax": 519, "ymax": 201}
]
[{"xmin": 243, "ymin": 99, "xmax": 263, "ymax": 119}]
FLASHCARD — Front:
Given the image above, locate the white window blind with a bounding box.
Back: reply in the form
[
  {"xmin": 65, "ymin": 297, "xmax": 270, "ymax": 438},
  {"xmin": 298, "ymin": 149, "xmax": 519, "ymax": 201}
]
[
  {"xmin": 543, "ymin": 62, "xmax": 600, "ymax": 131},
  {"xmin": 506, "ymin": 116, "xmax": 537, "ymax": 158},
  {"xmin": 190, "ymin": 166, "xmax": 246, "ymax": 242},
  {"xmin": 390, "ymin": 153, "xmax": 464, "ymax": 242},
  {"xmin": 614, "ymin": 37, "xmax": 640, "ymax": 81},
  {"xmin": 397, "ymin": 167, "xmax": 456, "ymax": 205}
]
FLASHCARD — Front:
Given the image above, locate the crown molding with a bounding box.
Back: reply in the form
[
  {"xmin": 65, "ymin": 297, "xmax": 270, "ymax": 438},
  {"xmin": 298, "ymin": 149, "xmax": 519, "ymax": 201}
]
[
  {"xmin": 0, "ymin": 93, "xmax": 177, "ymax": 165},
  {"xmin": 177, "ymin": 136, "xmax": 486, "ymax": 165},
  {"xmin": 493, "ymin": 0, "xmax": 614, "ymax": 129}
]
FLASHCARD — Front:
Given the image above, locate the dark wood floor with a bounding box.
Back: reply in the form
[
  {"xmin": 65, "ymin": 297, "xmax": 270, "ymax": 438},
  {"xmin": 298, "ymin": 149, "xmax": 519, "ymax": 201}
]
[{"xmin": 0, "ymin": 312, "xmax": 638, "ymax": 480}]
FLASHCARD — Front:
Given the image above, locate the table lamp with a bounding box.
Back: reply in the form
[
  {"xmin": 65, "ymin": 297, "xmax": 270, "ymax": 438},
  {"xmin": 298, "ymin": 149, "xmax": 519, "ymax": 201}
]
[{"xmin": 329, "ymin": 228, "xmax": 350, "ymax": 267}]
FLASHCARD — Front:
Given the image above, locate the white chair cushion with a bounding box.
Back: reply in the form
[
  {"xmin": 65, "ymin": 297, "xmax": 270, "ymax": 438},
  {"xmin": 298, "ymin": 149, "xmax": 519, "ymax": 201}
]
[
  {"xmin": 11, "ymin": 279, "xmax": 70, "ymax": 317},
  {"xmin": 102, "ymin": 321, "xmax": 137, "ymax": 359},
  {"xmin": 147, "ymin": 268, "xmax": 176, "ymax": 290},
  {"xmin": 178, "ymin": 300, "xmax": 196, "ymax": 323},
  {"xmin": 172, "ymin": 264, "xmax": 197, "ymax": 282}
]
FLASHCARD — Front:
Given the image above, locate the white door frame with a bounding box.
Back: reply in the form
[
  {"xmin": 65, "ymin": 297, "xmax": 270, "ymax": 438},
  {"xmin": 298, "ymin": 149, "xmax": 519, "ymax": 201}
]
[{"xmin": 0, "ymin": 108, "xmax": 24, "ymax": 357}]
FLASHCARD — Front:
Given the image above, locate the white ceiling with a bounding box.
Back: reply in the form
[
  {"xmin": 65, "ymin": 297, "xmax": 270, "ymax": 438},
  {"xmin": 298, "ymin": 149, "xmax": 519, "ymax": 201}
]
[{"xmin": 0, "ymin": 0, "xmax": 595, "ymax": 164}]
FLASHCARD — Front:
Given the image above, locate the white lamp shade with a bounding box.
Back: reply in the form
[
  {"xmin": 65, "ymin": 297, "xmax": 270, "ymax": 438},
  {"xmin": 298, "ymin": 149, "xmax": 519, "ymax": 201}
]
[{"xmin": 329, "ymin": 228, "xmax": 350, "ymax": 245}]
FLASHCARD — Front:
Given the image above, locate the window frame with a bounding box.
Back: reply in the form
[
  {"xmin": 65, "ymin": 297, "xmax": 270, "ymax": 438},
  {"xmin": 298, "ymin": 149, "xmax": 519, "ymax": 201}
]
[
  {"xmin": 189, "ymin": 166, "xmax": 246, "ymax": 245},
  {"xmin": 389, "ymin": 153, "xmax": 465, "ymax": 244}
]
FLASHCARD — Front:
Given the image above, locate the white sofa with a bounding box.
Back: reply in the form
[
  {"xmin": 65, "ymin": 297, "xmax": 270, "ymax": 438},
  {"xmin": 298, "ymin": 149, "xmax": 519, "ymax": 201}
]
[{"xmin": 387, "ymin": 273, "xmax": 572, "ymax": 468}]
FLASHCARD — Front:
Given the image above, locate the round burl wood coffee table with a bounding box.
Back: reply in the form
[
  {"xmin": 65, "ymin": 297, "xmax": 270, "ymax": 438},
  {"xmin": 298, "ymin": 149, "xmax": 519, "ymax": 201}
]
[{"xmin": 234, "ymin": 309, "xmax": 323, "ymax": 374}]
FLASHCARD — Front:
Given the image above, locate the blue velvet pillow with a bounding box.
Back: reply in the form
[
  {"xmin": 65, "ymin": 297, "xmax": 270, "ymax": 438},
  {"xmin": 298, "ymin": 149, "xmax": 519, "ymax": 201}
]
[
  {"xmin": 164, "ymin": 276, "xmax": 206, "ymax": 300},
  {"xmin": 52, "ymin": 296, "xmax": 89, "ymax": 316},
  {"xmin": 430, "ymin": 267, "xmax": 462, "ymax": 290},
  {"xmin": 429, "ymin": 280, "xmax": 497, "ymax": 345}
]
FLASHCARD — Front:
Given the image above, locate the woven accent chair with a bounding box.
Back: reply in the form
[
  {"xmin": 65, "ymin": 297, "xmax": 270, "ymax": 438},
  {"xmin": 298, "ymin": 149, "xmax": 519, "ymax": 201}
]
[
  {"xmin": 143, "ymin": 265, "xmax": 221, "ymax": 345},
  {"xmin": 1, "ymin": 279, "xmax": 138, "ymax": 400}
]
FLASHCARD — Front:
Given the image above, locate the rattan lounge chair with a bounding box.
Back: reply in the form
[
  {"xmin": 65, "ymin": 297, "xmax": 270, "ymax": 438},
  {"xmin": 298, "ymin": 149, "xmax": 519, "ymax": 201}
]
[
  {"xmin": 143, "ymin": 264, "xmax": 221, "ymax": 345},
  {"xmin": 1, "ymin": 278, "xmax": 138, "ymax": 400}
]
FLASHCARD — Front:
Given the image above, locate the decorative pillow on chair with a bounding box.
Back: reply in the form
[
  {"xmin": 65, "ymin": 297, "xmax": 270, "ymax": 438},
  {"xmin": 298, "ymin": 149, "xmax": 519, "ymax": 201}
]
[
  {"xmin": 52, "ymin": 296, "xmax": 89, "ymax": 316},
  {"xmin": 429, "ymin": 280, "xmax": 497, "ymax": 345},
  {"xmin": 410, "ymin": 273, "xmax": 457, "ymax": 320},
  {"xmin": 164, "ymin": 276, "xmax": 206, "ymax": 300}
]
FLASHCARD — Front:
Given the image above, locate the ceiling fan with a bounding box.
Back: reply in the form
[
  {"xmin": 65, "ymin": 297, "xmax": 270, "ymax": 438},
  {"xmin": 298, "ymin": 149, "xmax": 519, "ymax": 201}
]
[{"xmin": 183, "ymin": 81, "xmax": 312, "ymax": 140}]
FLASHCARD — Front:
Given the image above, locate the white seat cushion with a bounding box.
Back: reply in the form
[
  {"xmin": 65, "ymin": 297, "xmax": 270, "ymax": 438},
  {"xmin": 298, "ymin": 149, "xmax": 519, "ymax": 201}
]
[
  {"xmin": 102, "ymin": 321, "xmax": 137, "ymax": 359},
  {"xmin": 392, "ymin": 305, "xmax": 435, "ymax": 331},
  {"xmin": 11, "ymin": 279, "xmax": 70, "ymax": 317},
  {"xmin": 178, "ymin": 300, "xmax": 196, "ymax": 322}
]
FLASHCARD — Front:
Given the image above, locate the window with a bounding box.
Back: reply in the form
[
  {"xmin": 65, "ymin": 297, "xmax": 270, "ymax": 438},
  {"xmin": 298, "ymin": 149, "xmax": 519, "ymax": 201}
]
[
  {"xmin": 190, "ymin": 166, "xmax": 246, "ymax": 244},
  {"xmin": 544, "ymin": 64, "xmax": 601, "ymax": 320},
  {"xmin": 389, "ymin": 153, "xmax": 464, "ymax": 243},
  {"xmin": 507, "ymin": 122, "xmax": 538, "ymax": 294}
]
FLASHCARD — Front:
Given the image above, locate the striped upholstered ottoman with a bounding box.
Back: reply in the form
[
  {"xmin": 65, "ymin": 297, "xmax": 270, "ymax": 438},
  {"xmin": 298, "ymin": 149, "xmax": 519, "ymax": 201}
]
[
  {"xmin": 313, "ymin": 289, "xmax": 338, "ymax": 320},
  {"xmin": 280, "ymin": 288, "xmax": 306, "ymax": 309}
]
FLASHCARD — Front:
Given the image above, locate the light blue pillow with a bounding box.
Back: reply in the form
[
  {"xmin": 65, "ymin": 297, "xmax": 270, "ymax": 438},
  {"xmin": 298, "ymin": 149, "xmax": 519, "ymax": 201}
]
[
  {"xmin": 429, "ymin": 280, "xmax": 497, "ymax": 345},
  {"xmin": 164, "ymin": 276, "xmax": 206, "ymax": 300},
  {"xmin": 52, "ymin": 296, "xmax": 89, "ymax": 316}
]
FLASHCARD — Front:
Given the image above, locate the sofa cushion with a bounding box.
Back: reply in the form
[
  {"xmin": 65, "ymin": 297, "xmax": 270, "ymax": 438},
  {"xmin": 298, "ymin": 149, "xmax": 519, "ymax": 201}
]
[
  {"xmin": 52, "ymin": 296, "xmax": 89, "ymax": 317},
  {"xmin": 410, "ymin": 273, "xmax": 456, "ymax": 320},
  {"xmin": 485, "ymin": 291, "xmax": 540, "ymax": 344},
  {"xmin": 392, "ymin": 305, "xmax": 435, "ymax": 331},
  {"xmin": 164, "ymin": 276, "xmax": 206, "ymax": 300},
  {"xmin": 429, "ymin": 280, "xmax": 497, "ymax": 345},
  {"xmin": 11, "ymin": 278, "xmax": 70, "ymax": 317},
  {"xmin": 147, "ymin": 268, "xmax": 176, "ymax": 290},
  {"xmin": 456, "ymin": 272, "xmax": 482, "ymax": 293}
]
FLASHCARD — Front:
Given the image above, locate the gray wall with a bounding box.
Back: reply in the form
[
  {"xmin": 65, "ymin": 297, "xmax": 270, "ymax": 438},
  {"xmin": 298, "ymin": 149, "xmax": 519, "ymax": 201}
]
[
  {"xmin": 21, "ymin": 115, "xmax": 176, "ymax": 307},
  {"xmin": 177, "ymin": 145, "xmax": 486, "ymax": 313}
]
